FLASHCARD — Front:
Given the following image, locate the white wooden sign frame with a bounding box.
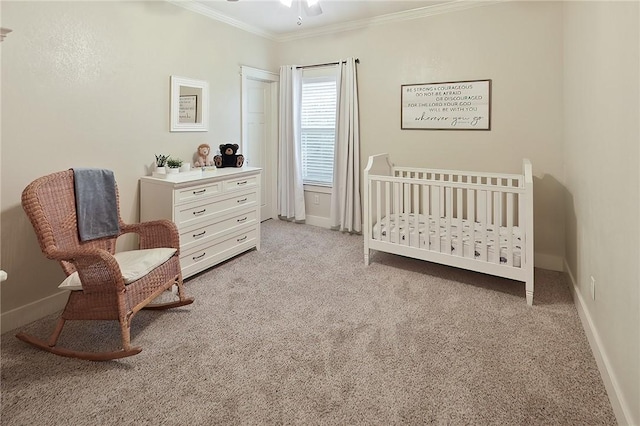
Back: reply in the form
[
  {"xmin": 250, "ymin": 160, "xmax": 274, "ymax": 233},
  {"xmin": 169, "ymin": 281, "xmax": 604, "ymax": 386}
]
[{"xmin": 401, "ymin": 79, "xmax": 491, "ymax": 130}]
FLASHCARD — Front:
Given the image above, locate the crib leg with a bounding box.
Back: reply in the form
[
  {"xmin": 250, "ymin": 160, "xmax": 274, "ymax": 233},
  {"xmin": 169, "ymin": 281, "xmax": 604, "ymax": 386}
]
[
  {"xmin": 525, "ymin": 279, "xmax": 534, "ymax": 306},
  {"xmin": 364, "ymin": 251, "xmax": 370, "ymax": 265}
]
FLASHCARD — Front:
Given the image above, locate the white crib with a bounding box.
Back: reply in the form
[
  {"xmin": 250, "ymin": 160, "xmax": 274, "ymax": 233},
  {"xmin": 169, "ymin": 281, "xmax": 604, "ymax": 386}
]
[{"xmin": 364, "ymin": 153, "xmax": 534, "ymax": 305}]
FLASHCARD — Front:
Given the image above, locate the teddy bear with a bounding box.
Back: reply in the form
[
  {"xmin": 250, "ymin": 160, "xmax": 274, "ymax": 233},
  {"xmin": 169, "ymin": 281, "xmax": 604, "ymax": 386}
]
[
  {"xmin": 194, "ymin": 143, "xmax": 214, "ymax": 167},
  {"xmin": 213, "ymin": 143, "xmax": 245, "ymax": 168}
]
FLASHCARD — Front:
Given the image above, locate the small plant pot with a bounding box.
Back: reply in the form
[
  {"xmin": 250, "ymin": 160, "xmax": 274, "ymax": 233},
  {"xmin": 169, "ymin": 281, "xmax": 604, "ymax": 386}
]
[
  {"xmin": 167, "ymin": 167, "xmax": 179, "ymax": 174},
  {"xmin": 154, "ymin": 165, "xmax": 166, "ymax": 174}
]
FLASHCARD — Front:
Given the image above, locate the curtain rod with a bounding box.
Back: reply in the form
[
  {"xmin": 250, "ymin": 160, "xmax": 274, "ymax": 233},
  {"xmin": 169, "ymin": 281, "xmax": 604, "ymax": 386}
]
[{"xmin": 296, "ymin": 58, "xmax": 359, "ymax": 69}]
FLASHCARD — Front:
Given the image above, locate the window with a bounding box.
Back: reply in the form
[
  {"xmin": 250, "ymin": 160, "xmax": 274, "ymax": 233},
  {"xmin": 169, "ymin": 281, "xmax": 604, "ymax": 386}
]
[{"xmin": 300, "ymin": 74, "xmax": 337, "ymax": 186}]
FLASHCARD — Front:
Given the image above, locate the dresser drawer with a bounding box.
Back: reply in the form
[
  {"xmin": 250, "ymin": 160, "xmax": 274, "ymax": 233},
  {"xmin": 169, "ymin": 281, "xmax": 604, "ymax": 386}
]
[
  {"xmin": 223, "ymin": 175, "xmax": 258, "ymax": 193},
  {"xmin": 174, "ymin": 182, "xmax": 222, "ymax": 204},
  {"xmin": 180, "ymin": 227, "xmax": 258, "ymax": 277},
  {"xmin": 174, "ymin": 190, "xmax": 257, "ymax": 229},
  {"xmin": 179, "ymin": 208, "xmax": 257, "ymax": 251}
]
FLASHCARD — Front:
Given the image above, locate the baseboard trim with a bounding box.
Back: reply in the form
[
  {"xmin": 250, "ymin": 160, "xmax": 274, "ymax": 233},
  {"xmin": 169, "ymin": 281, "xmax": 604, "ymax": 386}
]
[
  {"xmin": 1, "ymin": 290, "xmax": 68, "ymax": 334},
  {"xmin": 564, "ymin": 260, "xmax": 632, "ymax": 426},
  {"xmin": 534, "ymin": 252, "xmax": 563, "ymax": 271},
  {"xmin": 304, "ymin": 215, "xmax": 331, "ymax": 229}
]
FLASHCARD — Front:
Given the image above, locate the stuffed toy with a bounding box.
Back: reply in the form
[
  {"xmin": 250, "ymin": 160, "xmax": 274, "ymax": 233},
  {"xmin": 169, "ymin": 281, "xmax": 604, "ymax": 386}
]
[
  {"xmin": 194, "ymin": 143, "xmax": 214, "ymax": 167},
  {"xmin": 214, "ymin": 143, "xmax": 245, "ymax": 168}
]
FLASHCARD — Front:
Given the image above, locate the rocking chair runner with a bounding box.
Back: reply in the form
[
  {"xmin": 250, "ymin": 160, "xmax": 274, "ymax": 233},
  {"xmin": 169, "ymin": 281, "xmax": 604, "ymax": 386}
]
[{"xmin": 18, "ymin": 170, "xmax": 194, "ymax": 361}]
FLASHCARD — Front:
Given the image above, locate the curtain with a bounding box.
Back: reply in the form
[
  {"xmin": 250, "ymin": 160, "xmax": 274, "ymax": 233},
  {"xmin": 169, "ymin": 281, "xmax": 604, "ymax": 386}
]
[
  {"xmin": 277, "ymin": 65, "xmax": 306, "ymax": 221},
  {"xmin": 330, "ymin": 58, "xmax": 362, "ymax": 233}
]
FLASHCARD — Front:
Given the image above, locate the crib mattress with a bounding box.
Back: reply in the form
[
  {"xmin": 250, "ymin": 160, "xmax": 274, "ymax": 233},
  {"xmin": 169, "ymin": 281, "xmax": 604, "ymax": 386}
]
[{"xmin": 372, "ymin": 214, "xmax": 522, "ymax": 267}]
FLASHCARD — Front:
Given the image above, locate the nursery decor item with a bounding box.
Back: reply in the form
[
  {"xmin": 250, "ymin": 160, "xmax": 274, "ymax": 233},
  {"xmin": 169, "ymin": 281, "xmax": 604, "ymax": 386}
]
[
  {"xmin": 155, "ymin": 154, "xmax": 169, "ymax": 174},
  {"xmin": 194, "ymin": 143, "xmax": 214, "ymax": 167},
  {"xmin": 170, "ymin": 75, "xmax": 209, "ymax": 132},
  {"xmin": 140, "ymin": 167, "xmax": 262, "ymax": 278},
  {"xmin": 364, "ymin": 153, "xmax": 533, "ymax": 305},
  {"xmin": 155, "ymin": 154, "xmax": 169, "ymax": 167},
  {"xmin": 167, "ymin": 158, "xmax": 183, "ymax": 168},
  {"xmin": 166, "ymin": 158, "xmax": 183, "ymax": 174},
  {"xmin": 152, "ymin": 154, "xmax": 169, "ymax": 174},
  {"xmin": 401, "ymin": 79, "xmax": 491, "ymax": 130},
  {"xmin": 18, "ymin": 169, "xmax": 194, "ymax": 360},
  {"xmin": 213, "ymin": 143, "xmax": 244, "ymax": 168}
]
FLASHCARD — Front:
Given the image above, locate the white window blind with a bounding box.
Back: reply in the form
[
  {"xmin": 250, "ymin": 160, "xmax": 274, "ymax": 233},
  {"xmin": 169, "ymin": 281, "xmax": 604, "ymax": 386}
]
[{"xmin": 301, "ymin": 76, "xmax": 337, "ymax": 186}]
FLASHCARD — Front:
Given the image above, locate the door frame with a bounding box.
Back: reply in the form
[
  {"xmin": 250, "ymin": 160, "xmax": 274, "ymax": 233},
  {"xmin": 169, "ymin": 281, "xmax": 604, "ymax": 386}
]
[{"xmin": 240, "ymin": 65, "xmax": 279, "ymax": 221}]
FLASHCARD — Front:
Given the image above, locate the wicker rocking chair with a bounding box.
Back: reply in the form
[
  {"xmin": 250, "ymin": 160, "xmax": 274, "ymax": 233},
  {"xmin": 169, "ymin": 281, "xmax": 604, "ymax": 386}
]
[{"xmin": 18, "ymin": 170, "xmax": 194, "ymax": 361}]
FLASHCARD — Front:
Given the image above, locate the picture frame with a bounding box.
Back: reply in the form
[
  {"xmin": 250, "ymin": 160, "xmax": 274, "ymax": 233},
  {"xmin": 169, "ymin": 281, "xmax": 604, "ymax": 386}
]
[
  {"xmin": 401, "ymin": 79, "xmax": 491, "ymax": 130},
  {"xmin": 170, "ymin": 75, "xmax": 209, "ymax": 132}
]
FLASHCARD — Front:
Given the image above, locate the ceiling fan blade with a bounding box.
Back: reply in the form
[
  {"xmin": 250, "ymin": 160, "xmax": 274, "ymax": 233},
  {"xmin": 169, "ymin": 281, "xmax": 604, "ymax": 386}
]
[{"xmin": 304, "ymin": 1, "xmax": 323, "ymax": 16}]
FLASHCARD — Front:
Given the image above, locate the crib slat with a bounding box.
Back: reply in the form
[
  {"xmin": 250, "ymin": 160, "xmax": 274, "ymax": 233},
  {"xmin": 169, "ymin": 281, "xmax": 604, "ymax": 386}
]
[
  {"xmin": 467, "ymin": 187, "xmax": 476, "ymax": 261},
  {"xmin": 412, "ymin": 184, "xmax": 420, "ymax": 248},
  {"xmin": 477, "ymin": 190, "xmax": 487, "ymax": 261},
  {"xmin": 493, "ymin": 191, "xmax": 501, "ymax": 264},
  {"xmin": 403, "ymin": 183, "xmax": 410, "ymax": 246},
  {"xmin": 384, "ymin": 181, "xmax": 390, "ymax": 242},
  {"xmin": 506, "ymin": 192, "xmax": 514, "ymax": 267},
  {"xmin": 376, "ymin": 181, "xmax": 382, "ymax": 241},
  {"xmin": 456, "ymin": 187, "xmax": 463, "ymax": 257},
  {"xmin": 423, "ymin": 184, "xmax": 430, "ymax": 249},
  {"xmin": 394, "ymin": 182, "xmax": 401, "ymax": 244},
  {"xmin": 444, "ymin": 186, "xmax": 452, "ymax": 256},
  {"xmin": 433, "ymin": 186, "xmax": 441, "ymax": 252},
  {"xmin": 486, "ymin": 190, "xmax": 492, "ymax": 229}
]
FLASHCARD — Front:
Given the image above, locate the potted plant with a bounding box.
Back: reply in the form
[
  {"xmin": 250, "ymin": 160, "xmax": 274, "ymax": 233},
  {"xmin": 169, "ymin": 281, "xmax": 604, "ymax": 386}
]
[
  {"xmin": 155, "ymin": 154, "xmax": 169, "ymax": 174},
  {"xmin": 166, "ymin": 158, "xmax": 183, "ymax": 174}
]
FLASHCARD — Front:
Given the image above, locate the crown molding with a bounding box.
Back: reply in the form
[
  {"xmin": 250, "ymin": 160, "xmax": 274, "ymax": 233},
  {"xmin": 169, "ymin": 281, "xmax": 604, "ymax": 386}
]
[
  {"xmin": 168, "ymin": 0, "xmax": 507, "ymax": 43},
  {"xmin": 277, "ymin": 0, "xmax": 508, "ymax": 42},
  {"xmin": 166, "ymin": 0, "xmax": 278, "ymax": 41}
]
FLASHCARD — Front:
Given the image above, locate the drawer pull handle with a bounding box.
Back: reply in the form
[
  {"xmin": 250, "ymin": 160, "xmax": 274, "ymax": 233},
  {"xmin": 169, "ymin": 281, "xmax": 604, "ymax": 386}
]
[
  {"xmin": 237, "ymin": 236, "xmax": 247, "ymax": 242},
  {"xmin": 193, "ymin": 252, "xmax": 206, "ymax": 261},
  {"xmin": 193, "ymin": 189, "xmax": 207, "ymax": 195},
  {"xmin": 237, "ymin": 198, "xmax": 248, "ymax": 203},
  {"xmin": 193, "ymin": 209, "xmax": 206, "ymax": 215},
  {"xmin": 193, "ymin": 231, "xmax": 206, "ymax": 238},
  {"xmin": 236, "ymin": 180, "xmax": 248, "ymax": 186},
  {"xmin": 237, "ymin": 217, "xmax": 248, "ymax": 223}
]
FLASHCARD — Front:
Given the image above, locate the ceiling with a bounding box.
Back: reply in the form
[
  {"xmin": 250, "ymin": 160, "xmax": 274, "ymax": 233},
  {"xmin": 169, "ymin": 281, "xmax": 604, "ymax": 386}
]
[{"xmin": 174, "ymin": 0, "xmax": 460, "ymax": 40}]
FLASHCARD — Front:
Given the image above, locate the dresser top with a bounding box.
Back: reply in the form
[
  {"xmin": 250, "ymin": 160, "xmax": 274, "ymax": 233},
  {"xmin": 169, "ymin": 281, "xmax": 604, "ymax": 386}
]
[{"xmin": 140, "ymin": 166, "xmax": 261, "ymax": 186}]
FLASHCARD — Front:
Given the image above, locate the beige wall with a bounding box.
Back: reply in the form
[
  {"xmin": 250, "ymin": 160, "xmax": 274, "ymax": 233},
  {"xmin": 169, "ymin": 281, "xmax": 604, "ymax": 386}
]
[
  {"xmin": 279, "ymin": 1, "xmax": 566, "ymax": 270},
  {"xmin": 0, "ymin": 1, "xmax": 277, "ymax": 317},
  {"xmin": 563, "ymin": 1, "xmax": 639, "ymax": 424},
  {"xmin": 2, "ymin": 1, "xmax": 638, "ymax": 423}
]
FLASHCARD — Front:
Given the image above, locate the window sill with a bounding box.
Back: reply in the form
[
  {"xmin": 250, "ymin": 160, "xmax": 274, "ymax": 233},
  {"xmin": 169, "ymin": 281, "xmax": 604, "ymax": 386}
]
[{"xmin": 303, "ymin": 184, "xmax": 332, "ymax": 194}]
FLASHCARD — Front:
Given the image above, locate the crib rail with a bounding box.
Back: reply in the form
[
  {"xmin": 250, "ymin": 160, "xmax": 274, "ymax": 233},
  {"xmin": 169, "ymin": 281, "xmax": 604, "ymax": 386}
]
[{"xmin": 394, "ymin": 167, "xmax": 525, "ymax": 190}]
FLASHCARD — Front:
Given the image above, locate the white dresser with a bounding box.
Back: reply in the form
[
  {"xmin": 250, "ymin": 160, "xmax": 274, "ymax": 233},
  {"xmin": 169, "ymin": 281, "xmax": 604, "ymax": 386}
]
[{"xmin": 140, "ymin": 167, "xmax": 261, "ymax": 279}]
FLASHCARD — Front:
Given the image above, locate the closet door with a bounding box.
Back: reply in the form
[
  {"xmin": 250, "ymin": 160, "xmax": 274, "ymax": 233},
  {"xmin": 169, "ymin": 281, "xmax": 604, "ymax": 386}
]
[{"xmin": 241, "ymin": 66, "xmax": 278, "ymax": 222}]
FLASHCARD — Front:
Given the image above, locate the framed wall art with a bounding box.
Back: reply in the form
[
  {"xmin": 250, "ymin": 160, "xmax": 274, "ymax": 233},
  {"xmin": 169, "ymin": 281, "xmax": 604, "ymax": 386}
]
[
  {"xmin": 170, "ymin": 75, "xmax": 209, "ymax": 132},
  {"xmin": 401, "ymin": 79, "xmax": 491, "ymax": 130}
]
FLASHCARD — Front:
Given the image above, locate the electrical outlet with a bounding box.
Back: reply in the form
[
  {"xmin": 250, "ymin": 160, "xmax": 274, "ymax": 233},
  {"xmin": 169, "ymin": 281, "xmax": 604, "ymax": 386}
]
[
  {"xmin": 313, "ymin": 194, "xmax": 320, "ymax": 205},
  {"xmin": 590, "ymin": 276, "xmax": 596, "ymax": 300}
]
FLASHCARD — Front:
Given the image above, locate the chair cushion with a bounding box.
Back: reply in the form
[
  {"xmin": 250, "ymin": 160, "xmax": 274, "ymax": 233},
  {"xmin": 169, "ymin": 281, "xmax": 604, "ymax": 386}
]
[{"xmin": 58, "ymin": 248, "xmax": 177, "ymax": 291}]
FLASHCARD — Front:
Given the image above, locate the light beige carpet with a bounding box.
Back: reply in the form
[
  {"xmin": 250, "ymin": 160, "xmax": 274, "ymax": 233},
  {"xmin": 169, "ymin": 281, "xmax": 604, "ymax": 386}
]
[{"xmin": 1, "ymin": 219, "xmax": 615, "ymax": 425}]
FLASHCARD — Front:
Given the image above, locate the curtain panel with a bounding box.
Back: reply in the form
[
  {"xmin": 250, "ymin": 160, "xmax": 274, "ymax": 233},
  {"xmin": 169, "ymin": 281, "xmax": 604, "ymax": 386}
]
[
  {"xmin": 330, "ymin": 58, "xmax": 362, "ymax": 233},
  {"xmin": 277, "ymin": 65, "xmax": 306, "ymax": 221}
]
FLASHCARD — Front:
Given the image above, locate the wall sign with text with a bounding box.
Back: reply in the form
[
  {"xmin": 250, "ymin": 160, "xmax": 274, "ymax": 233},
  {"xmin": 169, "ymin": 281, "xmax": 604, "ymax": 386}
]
[
  {"xmin": 179, "ymin": 95, "xmax": 197, "ymax": 124},
  {"xmin": 401, "ymin": 79, "xmax": 491, "ymax": 130}
]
